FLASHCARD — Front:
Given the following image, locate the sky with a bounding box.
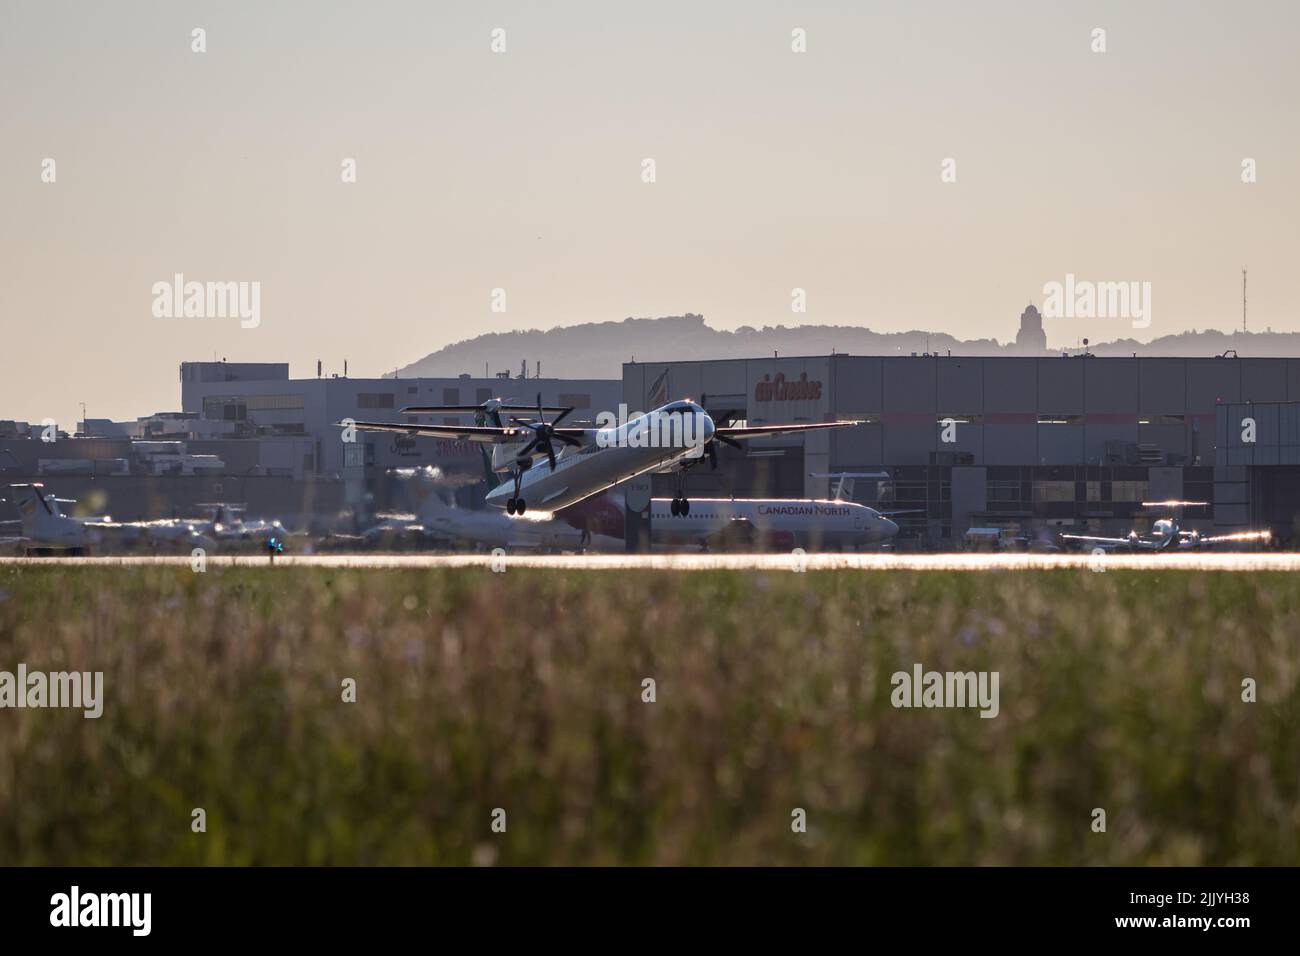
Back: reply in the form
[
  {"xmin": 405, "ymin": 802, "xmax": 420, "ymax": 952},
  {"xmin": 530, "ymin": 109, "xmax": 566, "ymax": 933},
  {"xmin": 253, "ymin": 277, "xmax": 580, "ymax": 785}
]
[{"xmin": 2, "ymin": 0, "xmax": 1298, "ymax": 430}]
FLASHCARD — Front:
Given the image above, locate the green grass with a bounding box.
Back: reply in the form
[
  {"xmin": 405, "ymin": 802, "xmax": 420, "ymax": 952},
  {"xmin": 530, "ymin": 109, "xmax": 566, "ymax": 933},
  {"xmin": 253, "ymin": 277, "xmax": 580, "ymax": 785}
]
[{"xmin": 1, "ymin": 565, "xmax": 1297, "ymax": 865}]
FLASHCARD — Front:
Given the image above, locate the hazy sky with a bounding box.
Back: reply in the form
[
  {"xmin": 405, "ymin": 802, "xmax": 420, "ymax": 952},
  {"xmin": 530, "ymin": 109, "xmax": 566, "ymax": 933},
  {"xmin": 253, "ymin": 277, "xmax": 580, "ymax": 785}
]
[{"xmin": 2, "ymin": 0, "xmax": 1297, "ymax": 429}]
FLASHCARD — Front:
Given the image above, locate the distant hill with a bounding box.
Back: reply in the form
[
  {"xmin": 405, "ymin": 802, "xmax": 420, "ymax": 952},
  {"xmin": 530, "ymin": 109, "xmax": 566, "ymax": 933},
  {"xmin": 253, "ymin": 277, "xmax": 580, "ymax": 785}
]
[{"xmin": 389, "ymin": 314, "xmax": 1300, "ymax": 380}]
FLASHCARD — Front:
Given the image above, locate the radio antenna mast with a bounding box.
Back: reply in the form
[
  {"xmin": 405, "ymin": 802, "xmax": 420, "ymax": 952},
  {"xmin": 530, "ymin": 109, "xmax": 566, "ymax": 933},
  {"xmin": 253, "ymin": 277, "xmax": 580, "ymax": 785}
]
[{"xmin": 1242, "ymin": 266, "xmax": 1247, "ymax": 333}]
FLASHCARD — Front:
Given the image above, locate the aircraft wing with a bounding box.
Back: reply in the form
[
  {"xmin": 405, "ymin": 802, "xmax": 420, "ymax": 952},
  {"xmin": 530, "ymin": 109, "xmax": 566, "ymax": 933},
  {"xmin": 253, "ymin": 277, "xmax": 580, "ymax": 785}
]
[
  {"xmin": 341, "ymin": 421, "xmax": 594, "ymax": 446},
  {"xmin": 715, "ymin": 421, "xmax": 862, "ymax": 441},
  {"xmin": 400, "ymin": 404, "xmax": 570, "ymax": 416},
  {"xmin": 1058, "ymin": 533, "xmax": 1136, "ymax": 550},
  {"xmin": 1196, "ymin": 530, "xmax": 1271, "ymax": 545}
]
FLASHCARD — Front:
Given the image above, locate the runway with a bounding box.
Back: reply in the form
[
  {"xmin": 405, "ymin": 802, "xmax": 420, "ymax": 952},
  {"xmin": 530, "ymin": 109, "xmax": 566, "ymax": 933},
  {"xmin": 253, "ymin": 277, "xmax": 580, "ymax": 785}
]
[{"xmin": 2, "ymin": 552, "xmax": 1298, "ymax": 571}]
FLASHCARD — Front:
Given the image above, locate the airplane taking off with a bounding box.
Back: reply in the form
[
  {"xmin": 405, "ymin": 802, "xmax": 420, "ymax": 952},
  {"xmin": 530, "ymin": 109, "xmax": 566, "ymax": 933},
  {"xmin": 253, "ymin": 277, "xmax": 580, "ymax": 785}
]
[
  {"xmin": 343, "ymin": 395, "xmax": 862, "ymax": 516},
  {"xmin": 2, "ymin": 483, "xmax": 216, "ymax": 555},
  {"xmin": 1059, "ymin": 501, "xmax": 1271, "ymax": 552}
]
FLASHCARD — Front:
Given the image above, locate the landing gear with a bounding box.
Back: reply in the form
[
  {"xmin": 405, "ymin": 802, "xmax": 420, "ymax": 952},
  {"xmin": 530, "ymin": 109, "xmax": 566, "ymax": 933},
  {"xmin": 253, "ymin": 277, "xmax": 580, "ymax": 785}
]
[
  {"xmin": 669, "ymin": 465, "xmax": 694, "ymax": 516},
  {"xmin": 505, "ymin": 464, "xmax": 528, "ymax": 516}
]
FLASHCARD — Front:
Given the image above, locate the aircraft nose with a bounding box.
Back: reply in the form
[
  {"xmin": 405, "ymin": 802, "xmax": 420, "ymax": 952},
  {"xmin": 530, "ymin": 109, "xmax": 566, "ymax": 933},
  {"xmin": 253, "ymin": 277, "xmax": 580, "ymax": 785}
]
[
  {"xmin": 701, "ymin": 413, "xmax": 715, "ymax": 441},
  {"xmin": 881, "ymin": 518, "xmax": 899, "ymax": 537}
]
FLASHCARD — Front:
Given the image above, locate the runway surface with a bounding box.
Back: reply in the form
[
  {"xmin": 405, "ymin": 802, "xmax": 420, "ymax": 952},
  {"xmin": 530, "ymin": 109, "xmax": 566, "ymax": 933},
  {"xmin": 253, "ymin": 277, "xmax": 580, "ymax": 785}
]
[{"xmin": 2, "ymin": 552, "xmax": 1298, "ymax": 571}]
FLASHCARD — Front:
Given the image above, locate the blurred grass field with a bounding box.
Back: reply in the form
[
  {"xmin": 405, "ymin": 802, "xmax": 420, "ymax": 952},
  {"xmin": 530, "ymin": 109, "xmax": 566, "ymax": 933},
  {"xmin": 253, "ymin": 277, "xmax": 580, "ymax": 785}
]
[{"xmin": 1, "ymin": 564, "xmax": 1297, "ymax": 865}]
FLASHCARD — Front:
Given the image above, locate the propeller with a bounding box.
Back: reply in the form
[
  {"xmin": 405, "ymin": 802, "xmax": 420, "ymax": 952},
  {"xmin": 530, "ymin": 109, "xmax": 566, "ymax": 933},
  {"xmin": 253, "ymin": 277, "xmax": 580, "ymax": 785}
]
[{"xmin": 510, "ymin": 393, "xmax": 579, "ymax": 471}]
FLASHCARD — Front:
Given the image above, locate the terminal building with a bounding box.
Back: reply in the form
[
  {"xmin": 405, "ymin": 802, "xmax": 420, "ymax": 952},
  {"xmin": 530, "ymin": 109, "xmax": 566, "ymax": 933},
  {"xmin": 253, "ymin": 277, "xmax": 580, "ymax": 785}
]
[
  {"xmin": 0, "ymin": 361, "xmax": 620, "ymax": 529},
  {"xmin": 179, "ymin": 361, "xmax": 621, "ymax": 477},
  {"xmin": 624, "ymin": 353, "xmax": 1300, "ymax": 547}
]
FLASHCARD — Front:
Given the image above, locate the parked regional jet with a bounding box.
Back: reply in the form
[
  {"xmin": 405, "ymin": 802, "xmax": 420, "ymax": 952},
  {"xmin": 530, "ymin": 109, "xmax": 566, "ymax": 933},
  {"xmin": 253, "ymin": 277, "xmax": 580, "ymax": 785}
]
[
  {"xmin": 194, "ymin": 503, "xmax": 287, "ymax": 542},
  {"xmin": 343, "ymin": 395, "xmax": 861, "ymax": 516},
  {"xmin": 1059, "ymin": 501, "xmax": 1271, "ymax": 552},
  {"xmin": 563, "ymin": 472, "xmax": 901, "ymax": 551},
  {"xmin": 416, "ymin": 492, "xmax": 621, "ymax": 552},
  {"xmin": 650, "ymin": 496, "xmax": 898, "ymax": 551},
  {"xmin": 2, "ymin": 483, "xmax": 216, "ymax": 556}
]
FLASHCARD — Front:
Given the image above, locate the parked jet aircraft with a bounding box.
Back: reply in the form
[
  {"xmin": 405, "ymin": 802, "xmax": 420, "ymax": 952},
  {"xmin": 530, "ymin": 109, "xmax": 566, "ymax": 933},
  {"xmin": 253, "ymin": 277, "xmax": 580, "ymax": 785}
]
[
  {"xmin": 2, "ymin": 483, "xmax": 216, "ymax": 555},
  {"xmin": 564, "ymin": 473, "xmax": 901, "ymax": 551},
  {"xmin": 194, "ymin": 503, "xmax": 288, "ymax": 542},
  {"xmin": 647, "ymin": 496, "xmax": 898, "ymax": 551},
  {"xmin": 1059, "ymin": 501, "xmax": 1271, "ymax": 552},
  {"xmin": 416, "ymin": 491, "xmax": 623, "ymax": 552},
  {"xmin": 343, "ymin": 395, "xmax": 861, "ymax": 516}
]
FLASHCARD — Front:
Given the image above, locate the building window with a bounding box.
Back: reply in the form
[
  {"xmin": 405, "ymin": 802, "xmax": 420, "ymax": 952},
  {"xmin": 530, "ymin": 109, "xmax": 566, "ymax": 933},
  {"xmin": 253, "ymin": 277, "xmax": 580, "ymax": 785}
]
[
  {"xmin": 203, "ymin": 397, "xmax": 246, "ymax": 421},
  {"xmin": 343, "ymin": 443, "xmax": 363, "ymax": 468},
  {"xmin": 559, "ymin": 393, "xmax": 591, "ymax": 408},
  {"xmin": 987, "ymin": 481, "xmax": 1023, "ymax": 502},
  {"xmin": 443, "ymin": 388, "xmax": 459, "ymax": 405},
  {"xmin": 358, "ymin": 393, "xmax": 395, "ymax": 409},
  {"xmin": 1112, "ymin": 480, "xmax": 1148, "ymax": 501},
  {"xmin": 1033, "ymin": 480, "xmax": 1075, "ymax": 503},
  {"xmin": 476, "ymin": 388, "xmax": 492, "ymax": 403},
  {"xmin": 246, "ymin": 394, "xmax": 305, "ymax": 410}
]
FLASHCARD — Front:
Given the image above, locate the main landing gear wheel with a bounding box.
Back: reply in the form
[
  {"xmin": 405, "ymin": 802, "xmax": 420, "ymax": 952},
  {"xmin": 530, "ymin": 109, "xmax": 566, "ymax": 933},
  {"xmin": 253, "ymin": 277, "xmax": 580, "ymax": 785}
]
[
  {"xmin": 507, "ymin": 498, "xmax": 527, "ymax": 515},
  {"xmin": 670, "ymin": 497, "xmax": 690, "ymax": 516}
]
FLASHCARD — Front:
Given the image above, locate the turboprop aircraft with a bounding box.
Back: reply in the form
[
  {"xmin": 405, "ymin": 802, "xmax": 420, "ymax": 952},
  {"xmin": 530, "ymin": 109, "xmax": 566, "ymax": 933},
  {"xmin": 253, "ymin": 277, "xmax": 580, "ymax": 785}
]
[
  {"xmin": 342, "ymin": 395, "xmax": 862, "ymax": 516},
  {"xmin": 1059, "ymin": 500, "xmax": 1271, "ymax": 552}
]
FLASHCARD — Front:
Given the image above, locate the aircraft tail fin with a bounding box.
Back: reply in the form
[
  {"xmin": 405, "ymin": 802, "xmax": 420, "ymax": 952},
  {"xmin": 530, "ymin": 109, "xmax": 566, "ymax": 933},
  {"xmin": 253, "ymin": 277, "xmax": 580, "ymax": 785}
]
[
  {"xmin": 6, "ymin": 483, "xmax": 64, "ymax": 537},
  {"xmin": 416, "ymin": 488, "xmax": 457, "ymax": 525},
  {"xmin": 809, "ymin": 471, "xmax": 891, "ymax": 501}
]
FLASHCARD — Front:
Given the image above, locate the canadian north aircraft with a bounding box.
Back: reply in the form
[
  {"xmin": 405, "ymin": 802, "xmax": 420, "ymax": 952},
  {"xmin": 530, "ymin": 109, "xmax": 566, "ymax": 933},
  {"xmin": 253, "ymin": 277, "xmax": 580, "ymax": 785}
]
[
  {"xmin": 560, "ymin": 472, "xmax": 900, "ymax": 551},
  {"xmin": 1058, "ymin": 500, "xmax": 1271, "ymax": 552},
  {"xmin": 342, "ymin": 395, "xmax": 862, "ymax": 516}
]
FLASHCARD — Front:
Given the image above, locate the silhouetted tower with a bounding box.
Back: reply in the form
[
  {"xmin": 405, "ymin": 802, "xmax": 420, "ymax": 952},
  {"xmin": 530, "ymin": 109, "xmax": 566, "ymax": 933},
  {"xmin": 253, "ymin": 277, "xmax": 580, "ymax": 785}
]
[{"xmin": 1015, "ymin": 303, "xmax": 1047, "ymax": 354}]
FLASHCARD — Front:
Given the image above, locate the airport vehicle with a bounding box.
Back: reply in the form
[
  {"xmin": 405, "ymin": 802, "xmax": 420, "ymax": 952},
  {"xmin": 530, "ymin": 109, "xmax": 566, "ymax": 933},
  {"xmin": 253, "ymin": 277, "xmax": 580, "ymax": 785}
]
[
  {"xmin": 1059, "ymin": 501, "xmax": 1271, "ymax": 552},
  {"xmin": 344, "ymin": 395, "xmax": 861, "ymax": 516},
  {"xmin": 2, "ymin": 483, "xmax": 216, "ymax": 555}
]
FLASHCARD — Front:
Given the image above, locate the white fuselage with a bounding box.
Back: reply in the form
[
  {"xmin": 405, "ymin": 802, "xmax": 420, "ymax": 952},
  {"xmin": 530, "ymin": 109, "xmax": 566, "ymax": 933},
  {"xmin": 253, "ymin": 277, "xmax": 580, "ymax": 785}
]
[
  {"xmin": 651, "ymin": 498, "xmax": 898, "ymax": 550},
  {"xmin": 485, "ymin": 402, "xmax": 714, "ymax": 513},
  {"xmin": 419, "ymin": 497, "xmax": 588, "ymax": 550}
]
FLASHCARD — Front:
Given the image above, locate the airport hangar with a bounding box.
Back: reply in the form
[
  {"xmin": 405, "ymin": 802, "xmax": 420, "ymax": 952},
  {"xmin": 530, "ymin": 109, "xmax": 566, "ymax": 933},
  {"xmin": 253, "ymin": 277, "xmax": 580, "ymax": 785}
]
[{"xmin": 623, "ymin": 354, "xmax": 1300, "ymax": 548}]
